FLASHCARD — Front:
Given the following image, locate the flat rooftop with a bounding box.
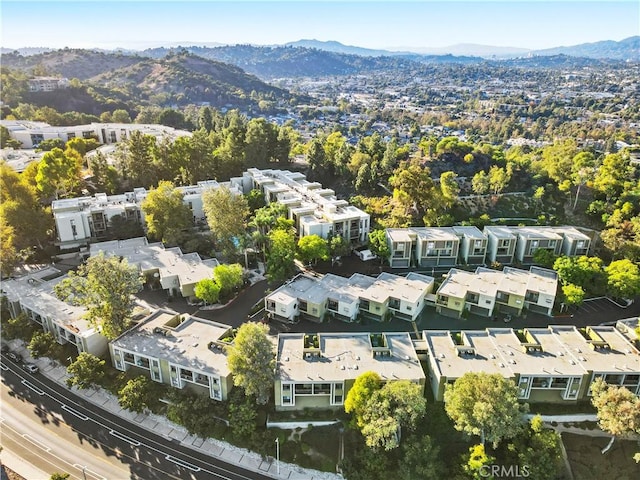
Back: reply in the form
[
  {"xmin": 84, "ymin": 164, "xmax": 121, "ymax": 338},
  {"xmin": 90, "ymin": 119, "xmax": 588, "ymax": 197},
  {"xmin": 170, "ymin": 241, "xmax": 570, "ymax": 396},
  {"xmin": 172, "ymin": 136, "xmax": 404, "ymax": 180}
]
[
  {"xmin": 277, "ymin": 332, "xmax": 425, "ymax": 383},
  {"xmin": 112, "ymin": 310, "xmax": 232, "ymax": 377}
]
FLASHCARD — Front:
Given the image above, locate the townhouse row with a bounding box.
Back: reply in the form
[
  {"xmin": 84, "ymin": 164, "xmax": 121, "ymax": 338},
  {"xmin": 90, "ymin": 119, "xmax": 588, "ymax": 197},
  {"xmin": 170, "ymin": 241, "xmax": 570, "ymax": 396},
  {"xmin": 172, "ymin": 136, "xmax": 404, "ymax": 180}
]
[
  {"xmin": 52, "ymin": 168, "xmax": 370, "ymax": 248},
  {"xmin": 110, "ymin": 311, "xmax": 640, "ymax": 410},
  {"xmin": 264, "ymin": 265, "xmax": 558, "ymax": 324},
  {"xmin": 3, "ymin": 266, "xmax": 638, "ymax": 410},
  {"xmin": 386, "ymin": 225, "xmax": 592, "ymax": 268}
]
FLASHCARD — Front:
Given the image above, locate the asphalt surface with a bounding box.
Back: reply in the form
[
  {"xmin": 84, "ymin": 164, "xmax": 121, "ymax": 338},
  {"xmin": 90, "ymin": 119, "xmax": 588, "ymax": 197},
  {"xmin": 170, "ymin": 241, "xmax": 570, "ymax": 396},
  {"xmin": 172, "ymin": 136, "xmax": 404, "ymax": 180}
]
[
  {"xmin": 1, "ymin": 352, "xmax": 272, "ymax": 480},
  {"xmin": 137, "ymin": 261, "xmax": 640, "ymax": 337}
]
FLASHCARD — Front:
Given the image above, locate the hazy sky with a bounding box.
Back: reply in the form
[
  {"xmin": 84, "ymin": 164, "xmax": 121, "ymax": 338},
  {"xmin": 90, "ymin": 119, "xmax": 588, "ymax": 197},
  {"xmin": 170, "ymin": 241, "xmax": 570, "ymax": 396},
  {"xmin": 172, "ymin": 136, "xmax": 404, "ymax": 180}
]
[{"xmin": 2, "ymin": 1, "xmax": 639, "ymax": 51}]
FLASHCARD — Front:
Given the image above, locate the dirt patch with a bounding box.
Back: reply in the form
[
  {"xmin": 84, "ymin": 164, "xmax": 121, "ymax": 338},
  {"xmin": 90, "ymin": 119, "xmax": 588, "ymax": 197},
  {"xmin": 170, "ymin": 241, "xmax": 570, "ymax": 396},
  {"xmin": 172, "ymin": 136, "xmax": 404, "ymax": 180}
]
[{"xmin": 562, "ymin": 432, "xmax": 640, "ymax": 479}]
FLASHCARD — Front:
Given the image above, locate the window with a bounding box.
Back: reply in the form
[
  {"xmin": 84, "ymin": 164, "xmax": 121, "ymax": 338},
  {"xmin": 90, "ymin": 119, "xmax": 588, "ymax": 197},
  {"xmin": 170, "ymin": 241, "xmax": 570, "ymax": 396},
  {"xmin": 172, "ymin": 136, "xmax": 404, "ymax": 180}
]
[
  {"xmin": 295, "ymin": 383, "xmax": 313, "ymax": 395},
  {"xmin": 282, "ymin": 383, "xmax": 293, "ymax": 405}
]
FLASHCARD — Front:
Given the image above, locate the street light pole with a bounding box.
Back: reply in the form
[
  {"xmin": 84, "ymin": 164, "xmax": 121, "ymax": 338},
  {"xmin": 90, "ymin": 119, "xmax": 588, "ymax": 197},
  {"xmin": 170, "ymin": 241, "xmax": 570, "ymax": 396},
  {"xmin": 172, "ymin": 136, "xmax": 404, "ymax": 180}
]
[
  {"xmin": 82, "ymin": 466, "xmax": 87, "ymax": 480},
  {"xmin": 275, "ymin": 437, "xmax": 280, "ymax": 475}
]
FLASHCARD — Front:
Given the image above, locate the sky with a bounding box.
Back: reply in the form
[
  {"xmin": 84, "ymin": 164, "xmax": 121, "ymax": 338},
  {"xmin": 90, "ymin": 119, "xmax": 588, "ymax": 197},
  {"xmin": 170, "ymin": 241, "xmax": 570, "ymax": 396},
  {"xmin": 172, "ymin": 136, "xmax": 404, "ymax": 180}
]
[{"xmin": 2, "ymin": 1, "xmax": 639, "ymax": 52}]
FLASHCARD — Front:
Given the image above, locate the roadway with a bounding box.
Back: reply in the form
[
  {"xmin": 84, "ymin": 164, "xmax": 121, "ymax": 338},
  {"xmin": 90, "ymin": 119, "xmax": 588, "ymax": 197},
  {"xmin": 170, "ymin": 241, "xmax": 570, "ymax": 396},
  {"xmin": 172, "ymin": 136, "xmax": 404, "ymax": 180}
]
[{"xmin": 0, "ymin": 354, "xmax": 272, "ymax": 480}]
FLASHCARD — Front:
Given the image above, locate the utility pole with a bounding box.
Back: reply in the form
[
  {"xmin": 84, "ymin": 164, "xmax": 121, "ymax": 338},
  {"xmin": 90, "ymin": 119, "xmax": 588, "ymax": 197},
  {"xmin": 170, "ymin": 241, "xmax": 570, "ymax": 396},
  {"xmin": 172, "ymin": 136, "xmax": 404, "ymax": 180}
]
[{"xmin": 275, "ymin": 437, "xmax": 280, "ymax": 475}]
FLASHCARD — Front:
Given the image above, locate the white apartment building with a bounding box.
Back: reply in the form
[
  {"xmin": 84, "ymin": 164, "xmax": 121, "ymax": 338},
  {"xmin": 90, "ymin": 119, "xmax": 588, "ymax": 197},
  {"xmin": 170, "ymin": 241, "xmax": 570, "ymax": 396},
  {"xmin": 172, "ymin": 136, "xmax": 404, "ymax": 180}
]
[
  {"xmin": 265, "ymin": 271, "xmax": 434, "ymax": 324},
  {"xmin": 231, "ymin": 169, "xmax": 370, "ymax": 243},
  {"xmin": 110, "ymin": 310, "xmax": 233, "ymax": 401},
  {"xmin": 1, "ymin": 266, "xmax": 108, "ymax": 356},
  {"xmin": 52, "ymin": 180, "xmax": 242, "ymax": 247},
  {"xmin": 0, "ymin": 120, "xmax": 191, "ymax": 149},
  {"xmin": 89, "ymin": 237, "xmax": 219, "ymax": 300},
  {"xmin": 28, "ymin": 77, "xmax": 70, "ymax": 92}
]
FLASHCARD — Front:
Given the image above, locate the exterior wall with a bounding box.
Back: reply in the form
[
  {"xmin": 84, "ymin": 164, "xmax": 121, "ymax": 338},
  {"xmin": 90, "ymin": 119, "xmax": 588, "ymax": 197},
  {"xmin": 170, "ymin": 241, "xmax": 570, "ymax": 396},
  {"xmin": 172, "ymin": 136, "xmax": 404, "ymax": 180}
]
[
  {"xmin": 436, "ymin": 294, "xmax": 465, "ymax": 317},
  {"xmin": 459, "ymin": 236, "xmax": 487, "ymax": 265}
]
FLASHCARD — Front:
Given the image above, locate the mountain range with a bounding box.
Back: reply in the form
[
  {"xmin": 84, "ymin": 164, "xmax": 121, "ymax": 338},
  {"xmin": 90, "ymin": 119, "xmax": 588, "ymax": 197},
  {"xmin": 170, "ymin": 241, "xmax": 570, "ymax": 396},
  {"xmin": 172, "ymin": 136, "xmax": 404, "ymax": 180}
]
[{"xmin": 4, "ymin": 36, "xmax": 637, "ymax": 61}]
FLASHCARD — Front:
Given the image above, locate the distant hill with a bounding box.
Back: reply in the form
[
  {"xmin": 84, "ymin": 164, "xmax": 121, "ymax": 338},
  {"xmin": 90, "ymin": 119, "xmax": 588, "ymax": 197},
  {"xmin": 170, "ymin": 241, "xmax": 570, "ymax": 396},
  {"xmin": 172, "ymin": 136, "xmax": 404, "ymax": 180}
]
[
  {"xmin": 2, "ymin": 49, "xmax": 295, "ymax": 111},
  {"xmin": 142, "ymin": 44, "xmax": 481, "ymax": 78},
  {"xmin": 1, "ymin": 49, "xmax": 145, "ymax": 79},
  {"xmin": 93, "ymin": 51, "xmax": 291, "ymax": 107},
  {"xmin": 498, "ymin": 54, "xmax": 616, "ymax": 69},
  {"xmin": 531, "ymin": 36, "xmax": 639, "ymax": 61},
  {"xmin": 284, "ymin": 39, "xmax": 401, "ymax": 57}
]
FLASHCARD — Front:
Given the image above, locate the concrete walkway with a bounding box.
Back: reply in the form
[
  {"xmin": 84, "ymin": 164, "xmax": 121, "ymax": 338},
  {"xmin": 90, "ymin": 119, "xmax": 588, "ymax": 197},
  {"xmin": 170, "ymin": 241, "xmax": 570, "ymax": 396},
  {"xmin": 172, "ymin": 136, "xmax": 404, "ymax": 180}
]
[{"xmin": 6, "ymin": 340, "xmax": 341, "ymax": 480}]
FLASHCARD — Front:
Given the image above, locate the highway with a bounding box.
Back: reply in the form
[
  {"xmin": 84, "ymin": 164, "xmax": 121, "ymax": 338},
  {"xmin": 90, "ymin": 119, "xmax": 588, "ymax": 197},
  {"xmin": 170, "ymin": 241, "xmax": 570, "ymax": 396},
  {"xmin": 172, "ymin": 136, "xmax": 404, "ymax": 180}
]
[{"xmin": 1, "ymin": 354, "xmax": 272, "ymax": 480}]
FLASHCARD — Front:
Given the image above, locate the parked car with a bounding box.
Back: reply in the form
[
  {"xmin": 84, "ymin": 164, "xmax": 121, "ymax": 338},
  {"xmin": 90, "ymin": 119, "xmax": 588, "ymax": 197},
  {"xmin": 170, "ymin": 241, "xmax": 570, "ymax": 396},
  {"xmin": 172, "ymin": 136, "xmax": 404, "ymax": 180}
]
[
  {"xmin": 23, "ymin": 363, "xmax": 39, "ymax": 374},
  {"xmin": 7, "ymin": 352, "xmax": 21, "ymax": 363},
  {"xmin": 1, "ymin": 344, "xmax": 9, "ymax": 354},
  {"xmin": 354, "ymin": 248, "xmax": 377, "ymax": 261}
]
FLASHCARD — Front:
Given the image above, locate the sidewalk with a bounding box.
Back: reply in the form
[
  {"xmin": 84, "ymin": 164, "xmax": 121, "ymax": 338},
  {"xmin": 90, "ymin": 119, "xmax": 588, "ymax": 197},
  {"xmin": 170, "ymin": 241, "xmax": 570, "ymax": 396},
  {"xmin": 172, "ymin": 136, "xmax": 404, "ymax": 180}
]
[{"xmin": 7, "ymin": 340, "xmax": 341, "ymax": 480}]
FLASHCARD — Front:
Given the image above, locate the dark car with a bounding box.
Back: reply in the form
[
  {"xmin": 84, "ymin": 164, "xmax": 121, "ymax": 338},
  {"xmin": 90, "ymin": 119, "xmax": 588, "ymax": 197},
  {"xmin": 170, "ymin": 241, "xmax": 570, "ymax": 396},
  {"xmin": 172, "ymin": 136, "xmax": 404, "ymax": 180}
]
[
  {"xmin": 0, "ymin": 344, "xmax": 9, "ymax": 354},
  {"xmin": 7, "ymin": 352, "xmax": 21, "ymax": 363}
]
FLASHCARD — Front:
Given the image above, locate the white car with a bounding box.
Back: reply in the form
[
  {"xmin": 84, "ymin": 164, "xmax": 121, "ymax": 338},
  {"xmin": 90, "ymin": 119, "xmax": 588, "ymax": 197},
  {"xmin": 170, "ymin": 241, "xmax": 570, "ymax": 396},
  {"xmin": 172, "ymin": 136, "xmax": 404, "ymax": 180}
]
[{"xmin": 355, "ymin": 249, "xmax": 377, "ymax": 261}]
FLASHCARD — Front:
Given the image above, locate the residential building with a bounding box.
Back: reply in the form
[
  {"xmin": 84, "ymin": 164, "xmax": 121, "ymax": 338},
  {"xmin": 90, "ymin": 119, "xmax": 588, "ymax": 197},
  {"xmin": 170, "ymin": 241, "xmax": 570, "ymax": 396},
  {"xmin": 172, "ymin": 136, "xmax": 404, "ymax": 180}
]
[
  {"xmin": 89, "ymin": 237, "xmax": 219, "ymax": 300},
  {"xmin": 484, "ymin": 226, "xmax": 518, "ymax": 265},
  {"xmin": 265, "ymin": 271, "xmax": 434, "ymax": 324},
  {"xmin": 52, "ymin": 180, "xmax": 242, "ymax": 247},
  {"xmin": 386, "ymin": 226, "xmax": 487, "ymax": 268},
  {"xmin": 274, "ymin": 332, "xmax": 424, "ymax": 411},
  {"xmin": 554, "ymin": 227, "xmax": 592, "ymax": 257},
  {"xmin": 386, "ymin": 228, "xmax": 415, "ymax": 268},
  {"xmin": 423, "ymin": 325, "xmax": 640, "ymax": 402},
  {"xmin": 413, "ymin": 228, "xmax": 460, "ymax": 268},
  {"xmin": 0, "ymin": 120, "xmax": 190, "ymax": 149},
  {"xmin": 453, "ymin": 226, "xmax": 488, "ymax": 266},
  {"xmin": 435, "ymin": 266, "xmax": 558, "ymax": 318},
  {"xmin": 513, "ymin": 227, "xmax": 563, "ymax": 264},
  {"xmin": 28, "ymin": 76, "xmax": 69, "ymax": 92},
  {"xmin": 231, "ymin": 169, "xmax": 370, "ymax": 243},
  {"xmin": 0, "ymin": 266, "xmax": 108, "ymax": 356},
  {"xmin": 110, "ymin": 310, "xmax": 233, "ymax": 400}
]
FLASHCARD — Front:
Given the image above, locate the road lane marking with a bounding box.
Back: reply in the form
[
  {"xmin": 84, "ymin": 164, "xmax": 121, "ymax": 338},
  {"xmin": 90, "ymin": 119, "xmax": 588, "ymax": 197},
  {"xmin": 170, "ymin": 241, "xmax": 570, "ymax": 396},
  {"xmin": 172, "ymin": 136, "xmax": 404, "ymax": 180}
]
[
  {"xmin": 61, "ymin": 404, "xmax": 89, "ymax": 421},
  {"xmin": 165, "ymin": 455, "xmax": 202, "ymax": 472},
  {"xmin": 22, "ymin": 433, "xmax": 51, "ymax": 452},
  {"xmin": 21, "ymin": 379, "xmax": 45, "ymax": 395},
  {"xmin": 109, "ymin": 429, "xmax": 141, "ymax": 446},
  {"xmin": 1, "ymin": 362, "xmax": 8, "ymax": 371}
]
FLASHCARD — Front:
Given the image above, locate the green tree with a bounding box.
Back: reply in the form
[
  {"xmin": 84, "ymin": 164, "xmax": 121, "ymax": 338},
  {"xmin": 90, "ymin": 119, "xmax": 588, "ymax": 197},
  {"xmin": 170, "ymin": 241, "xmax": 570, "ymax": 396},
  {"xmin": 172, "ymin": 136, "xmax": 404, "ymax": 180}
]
[
  {"xmin": 329, "ymin": 234, "xmax": 350, "ymax": 259},
  {"xmin": 194, "ymin": 278, "xmax": 220, "ymax": 304},
  {"xmin": 532, "ymin": 248, "xmax": 556, "ymax": 268},
  {"xmin": 360, "ymin": 380, "xmax": 427, "ymax": 451},
  {"xmin": 368, "ymin": 229, "xmax": 390, "ymax": 263},
  {"xmin": 444, "ymin": 372, "xmax": 527, "ymax": 448},
  {"xmin": 35, "ymin": 148, "xmax": 81, "ymax": 199},
  {"xmin": 118, "ymin": 376, "xmax": 161, "ymax": 413},
  {"xmin": 592, "ymin": 153, "xmax": 631, "ymax": 202},
  {"xmin": 439, "ymin": 171, "xmax": 460, "ymax": 208},
  {"xmin": 488, "ymin": 165, "xmax": 510, "ymax": 195},
  {"xmin": 140, "ymin": 181, "xmax": 192, "ymax": 245},
  {"xmin": 553, "ymin": 255, "xmax": 606, "ymax": 295},
  {"xmin": 116, "ymin": 130, "xmax": 157, "ymax": 188},
  {"xmin": 66, "ymin": 352, "xmax": 106, "ymax": 390},
  {"xmin": 36, "ymin": 138, "xmax": 65, "ymax": 151},
  {"xmin": 344, "ymin": 371, "xmax": 383, "ymax": 428},
  {"xmin": 397, "ymin": 434, "xmax": 443, "ymax": 480},
  {"xmin": 203, "ymin": 186, "xmax": 250, "ymax": 257},
  {"xmin": 562, "ymin": 283, "xmax": 585, "ymax": 307},
  {"xmin": 50, "ymin": 473, "xmax": 70, "ymax": 480},
  {"xmin": 504, "ymin": 415, "xmax": 563, "ymax": 480},
  {"xmin": 472, "ymin": 170, "xmax": 490, "ymax": 196},
  {"xmin": 213, "ymin": 263, "xmax": 244, "ymax": 298},
  {"xmin": 590, "ymin": 378, "xmax": 640, "ymax": 439},
  {"xmin": 27, "ymin": 331, "xmax": 56, "ymax": 358},
  {"xmin": 111, "ymin": 109, "xmax": 132, "ymax": 123},
  {"xmin": 0, "ymin": 312, "xmax": 36, "ymax": 341},
  {"xmin": 54, "ymin": 253, "xmax": 143, "ymax": 340},
  {"xmin": 265, "ymin": 228, "xmax": 296, "ymax": 283},
  {"xmin": 228, "ymin": 397, "xmax": 258, "ymax": 439},
  {"xmin": 605, "ymin": 259, "xmax": 640, "ymax": 299},
  {"xmin": 464, "ymin": 444, "xmax": 495, "ymax": 480},
  {"xmin": 226, "ymin": 322, "xmax": 275, "ymax": 405},
  {"xmin": 297, "ymin": 234, "xmax": 330, "ymax": 265}
]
